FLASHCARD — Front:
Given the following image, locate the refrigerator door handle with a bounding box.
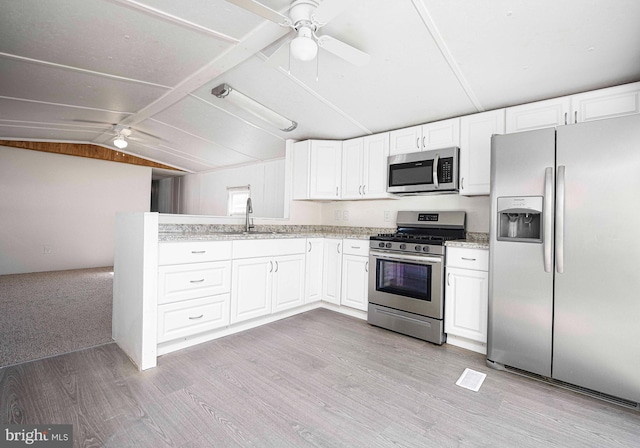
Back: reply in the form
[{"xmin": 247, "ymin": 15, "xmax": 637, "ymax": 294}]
[
  {"xmin": 544, "ymin": 167, "xmax": 553, "ymax": 273},
  {"xmin": 556, "ymin": 165, "xmax": 566, "ymax": 274}
]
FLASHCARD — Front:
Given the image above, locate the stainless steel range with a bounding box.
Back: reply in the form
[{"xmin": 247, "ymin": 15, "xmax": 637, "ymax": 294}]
[{"xmin": 368, "ymin": 211, "xmax": 466, "ymax": 344}]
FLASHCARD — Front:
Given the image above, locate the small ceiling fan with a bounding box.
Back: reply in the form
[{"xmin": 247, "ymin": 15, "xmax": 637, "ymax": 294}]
[
  {"xmin": 226, "ymin": 0, "xmax": 370, "ymax": 66},
  {"xmin": 71, "ymin": 120, "xmax": 164, "ymax": 149}
]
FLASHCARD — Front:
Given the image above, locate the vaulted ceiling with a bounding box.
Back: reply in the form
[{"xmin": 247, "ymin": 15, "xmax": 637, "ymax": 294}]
[{"xmin": 1, "ymin": 0, "xmax": 639, "ymax": 173}]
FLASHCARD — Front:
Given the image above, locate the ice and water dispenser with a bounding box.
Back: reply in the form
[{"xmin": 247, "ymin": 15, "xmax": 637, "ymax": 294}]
[{"xmin": 497, "ymin": 197, "xmax": 543, "ymax": 242}]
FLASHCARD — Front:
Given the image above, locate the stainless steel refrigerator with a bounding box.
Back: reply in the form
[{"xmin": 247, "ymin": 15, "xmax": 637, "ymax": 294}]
[{"xmin": 487, "ymin": 113, "xmax": 640, "ymax": 405}]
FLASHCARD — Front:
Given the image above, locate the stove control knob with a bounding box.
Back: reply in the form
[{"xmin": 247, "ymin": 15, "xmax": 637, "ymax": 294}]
[
  {"xmin": 422, "ymin": 246, "xmax": 430, "ymax": 252},
  {"xmin": 378, "ymin": 242, "xmax": 385, "ymax": 248},
  {"xmin": 385, "ymin": 242, "xmax": 392, "ymax": 249},
  {"xmin": 414, "ymin": 245, "xmax": 421, "ymax": 252},
  {"xmin": 399, "ymin": 244, "xmax": 406, "ymax": 250}
]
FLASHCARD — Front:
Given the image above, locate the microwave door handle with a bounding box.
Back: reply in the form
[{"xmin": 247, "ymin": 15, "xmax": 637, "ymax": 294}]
[
  {"xmin": 433, "ymin": 154, "xmax": 440, "ymax": 189},
  {"xmin": 543, "ymin": 167, "xmax": 553, "ymax": 273}
]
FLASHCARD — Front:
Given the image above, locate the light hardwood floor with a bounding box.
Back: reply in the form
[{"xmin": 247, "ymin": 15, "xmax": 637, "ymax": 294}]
[{"xmin": 1, "ymin": 308, "xmax": 638, "ymax": 447}]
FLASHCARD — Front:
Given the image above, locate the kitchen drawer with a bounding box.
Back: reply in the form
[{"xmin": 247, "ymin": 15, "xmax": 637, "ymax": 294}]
[
  {"xmin": 446, "ymin": 247, "xmax": 489, "ymax": 271},
  {"xmin": 157, "ymin": 294, "xmax": 230, "ymax": 343},
  {"xmin": 232, "ymin": 238, "xmax": 306, "ymax": 259},
  {"xmin": 158, "ymin": 261, "xmax": 231, "ymax": 305},
  {"xmin": 342, "ymin": 238, "xmax": 369, "ymax": 257},
  {"xmin": 158, "ymin": 241, "xmax": 232, "ymax": 266}
]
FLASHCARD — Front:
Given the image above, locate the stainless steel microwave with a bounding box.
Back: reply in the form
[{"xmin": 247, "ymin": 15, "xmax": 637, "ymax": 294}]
[{"xmin": 387, "ymin": 147, "xmax": 459, "ymax": 195}]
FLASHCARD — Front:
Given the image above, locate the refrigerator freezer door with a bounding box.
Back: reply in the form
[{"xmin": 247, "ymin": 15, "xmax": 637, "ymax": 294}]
[
  {"xmin": 488, "ymin": 128, "xmax": 556, "ymax": 377},
  {"xmin": 553, "ymin": 114, "xmax": 640, "ymax": 402}
]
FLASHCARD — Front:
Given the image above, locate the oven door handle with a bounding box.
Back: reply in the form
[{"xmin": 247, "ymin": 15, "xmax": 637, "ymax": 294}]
[{"xmin": 370, "ymin": 251, "xmax": 442, "ymax": 264}]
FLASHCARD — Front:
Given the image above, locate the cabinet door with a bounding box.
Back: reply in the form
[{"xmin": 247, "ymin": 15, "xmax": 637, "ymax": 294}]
[
  {"xmin": 389, "ymin": 125, "xmax": 422, "ymax": 155},
  {"xmin": 341, "ymin": 137, "xmax": 364, "ymax": 199},
  {"xmin": 571, "ymin": 81, "xmax": 640, "ymax": 123},
  {"xmin": 362, "ymin": 133, "xmax": 390, "ymax": 198},
  {"xmin": 506, "ymin": 97, "xmax": 571, "ymax": 133},
  {"xmin": 272, "ymin": 254, "xmax": 306, "ymax": 313},
  {"xmin": 340, "ymin": 254, "xmax": 369, "ymax": 311},
  {"xmin": 231, "ymin": 257, "xmax": 272, "ymax": 324},
  {"xmin": 421, "ymin": 118, "xmax": 460, "ymax": 150},
  {"xmin": 444, "ymin": 267, "xmax": 488, "ymax": 343},
  {"xmin": 459, "ymin": 109, "xmax": 505, "ymax": 196},
  {"xmin": 305, "ymin": 238, "xmax": 324, "ymax": 303},
  {"xmin": 322, "ymin": 239, "xmax": 342, "ymax": 305},
  {"xmin": 310, "ymin": 140, "xmax": 342, "ymax": 199}
]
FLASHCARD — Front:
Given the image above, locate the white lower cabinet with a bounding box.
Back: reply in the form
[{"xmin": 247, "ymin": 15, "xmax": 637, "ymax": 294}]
[
  {"xmin": 271, "ymin": 254, "xmax": 306, "ymax": 313},
  {"xmin": 340, "ymin": 239, "xmax": 369, "ymax": 311},
  {"xmin": 231, "ymin": 239, "xmax": 306, "ymax": 324},
  {"xmin": 340, "ymin": 255, "xmax": 369, "ymax": 311},
  {"xmin": 305, "ymin": 238, "xmax": 324, "ymax": 303},
  {"xmin": 322, "ymin": 239, "xmax": 343, "ymax": 305},
  {"xmin": 157, "ymin": 241, "xmax": 232, "ymax": 344},
  {"xmin": 445, "ymin": 247, "xmax": 489, "ymax": 354}
]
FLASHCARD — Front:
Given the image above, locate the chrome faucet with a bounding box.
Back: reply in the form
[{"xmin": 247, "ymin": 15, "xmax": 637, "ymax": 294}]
[{"xmin": 245, "ymin": 197, "xmax": 254, "ymax": 232}]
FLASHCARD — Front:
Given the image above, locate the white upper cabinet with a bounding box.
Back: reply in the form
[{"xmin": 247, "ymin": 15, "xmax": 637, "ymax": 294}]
[
  {"xmin": 421, "ymin": 118, "xmax": 460, "ymax": 150},
  {"xmin": 341, "ymin": 133, "xmax": 390, "ymax": 200},
  {"xmin": 506, "ymin": 82, "xmax": 640, "ymax": 133},
  {"xmin": 341, "ymin": 137, "xmax": 365, "ymax": 199},
  {"xmin": 389, "ymin": 125, "xmax": 422, "ymax": 155},
  {"xmin": 506, "ymin": 97, "xmax": 572, "ymax": 133},
  {"xmin": 572, "ymin": 81, "xmax": 640, "ymax": 123},
  {"xmin": 459, "ymin": 109, "xmax": 505, "ymax": 196},
  {"xmin": 389, "ymin": 119, "xmax": 460, "ymax": 156},
  {"xmin": 292, "ymin": 139, "xmax": 342, "ymax": 200}
]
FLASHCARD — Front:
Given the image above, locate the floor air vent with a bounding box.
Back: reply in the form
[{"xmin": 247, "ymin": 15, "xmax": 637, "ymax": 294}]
[{"xmin": 503, "ymin": 365, "xmax": 639, "ymax": 411}]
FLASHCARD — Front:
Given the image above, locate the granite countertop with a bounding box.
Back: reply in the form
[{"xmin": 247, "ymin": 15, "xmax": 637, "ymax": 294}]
[
  {"xmin": 158, "ymin": 224, "xmax": 390, "ymax": 242},
  {"xmin": 445, "ymin": 232, "xmax": 489, "ymax": 250},
  {"xmin": 159, "ymin": 224, "xmax": 491, "ymax": 249}
]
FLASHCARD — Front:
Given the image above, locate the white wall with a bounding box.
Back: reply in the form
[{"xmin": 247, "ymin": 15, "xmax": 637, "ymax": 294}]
[
  {"xmin": 179, "ymin": 159, "xmax": 286, "ymax": 218},
  {"xmin": 0, "ymin": 146, "xmax": 151, "ymax": 275},
  {"xmin": 320, "ymin": 195, "xmax": 491, "ymax": 232}
]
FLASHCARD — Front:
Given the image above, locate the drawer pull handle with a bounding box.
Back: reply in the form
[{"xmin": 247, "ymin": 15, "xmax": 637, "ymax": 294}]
[
  {"xmin": 461, "ymin": 257, "xmax": 476, "ymax": 261},
  {"xmin": 191, "ymin": 250, "xmax": 206, "ymax": 254},
  {"xmin": 189, "ymin": 314, "xmax": 204, "ymax": 320},
  {"xmin": 190, "ymin": 278, "xmax": 205, "ymax": 283},
  {"xmin": 351, "ymin": 246, "xmax": 360, "ymax": 250}
]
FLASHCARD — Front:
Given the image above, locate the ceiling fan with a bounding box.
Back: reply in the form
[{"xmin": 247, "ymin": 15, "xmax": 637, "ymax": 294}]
[
  {"xmin": 71, "ymin": 120, "xmax": 164, "ymax": 149},
  {"xmin": 226, "ymin": 0, "xmax": 370, "ymax": 66}
]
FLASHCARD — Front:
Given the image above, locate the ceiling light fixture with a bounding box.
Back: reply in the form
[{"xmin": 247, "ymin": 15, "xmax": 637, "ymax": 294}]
[
  {"xmin": 290, "ymin": 26, "xmax": 318, "ymax": 61},
  {"xmin": 113, "ymin": 132, "xmax": 128, "ymax": 149},
  {"xmin": 211, "ymin": 83, "xmax": 297, "ymax": 132}
]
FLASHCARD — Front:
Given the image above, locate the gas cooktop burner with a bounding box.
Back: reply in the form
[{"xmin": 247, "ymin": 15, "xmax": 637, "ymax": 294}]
[{"xmin": 371, "ymin": 233, "xmax": 452, "ymax": 245}]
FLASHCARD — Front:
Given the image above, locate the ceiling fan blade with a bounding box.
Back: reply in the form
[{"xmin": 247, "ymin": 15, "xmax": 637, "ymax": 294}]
[
  {"xmin": 132, "ymin": 128, "xmax": 164, "ymax": 141},
  {"xmin": 317, "ymin": 35, "xmax": 370, "ymax": 66},
  {"xmin": 313, "ymin": 0, "xmax": 357, "ymax": 25},
  {"xmin": 225, "ymin": 0, "xmax": 290, "ymax": 25},
  {"xmin": 261, "ymin": 31, "xmax": 293, "ymax": 58}
]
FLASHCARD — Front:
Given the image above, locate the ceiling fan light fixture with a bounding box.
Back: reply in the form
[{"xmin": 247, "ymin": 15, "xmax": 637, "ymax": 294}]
[
  {"xmin": 290, "ymin": 26, "xmax": 318, "ymax": 61},
  {"xmin": 113, "ymin": 134, "xmax": 128, "ymax": 149},
  {"xmin": 211, "ymin": 83, "xmax": 297, "ymax": 132}
]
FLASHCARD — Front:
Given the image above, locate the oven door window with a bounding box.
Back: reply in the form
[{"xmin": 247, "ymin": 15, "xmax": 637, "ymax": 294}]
[
  {"xmin": 389, "ymin": 160, "xmax": 434, "ymax": 187},
  {"xmin": 376, "ymin": 258, "xmax": 432, "ymax": 301}
]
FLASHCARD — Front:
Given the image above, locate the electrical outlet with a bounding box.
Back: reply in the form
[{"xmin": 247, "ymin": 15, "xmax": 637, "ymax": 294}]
[
  {"xmin": 43, "ymin": 245, "xmax": 52, "ymax": 255},
  {"xmin": 334, "ymin": 210, "xmax": 341, "ymax": 221},
  {"xmin": 342, "ymin": 210, "xmax": 350, "ymax": 221},
  {"xmin": 384, "ymin": 211, "xmax": 391, "ymax": 222}
]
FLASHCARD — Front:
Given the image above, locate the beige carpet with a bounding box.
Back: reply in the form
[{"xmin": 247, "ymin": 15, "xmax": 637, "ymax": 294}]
[{"xmin": 0, "ymin": 267, "xmax": 113, "ymax": 367}]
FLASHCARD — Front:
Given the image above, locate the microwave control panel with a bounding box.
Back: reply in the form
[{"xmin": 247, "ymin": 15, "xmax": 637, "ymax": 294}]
[{"xmin": 438, "ymin": 157, "xmax": 454, "ymax": 183}]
